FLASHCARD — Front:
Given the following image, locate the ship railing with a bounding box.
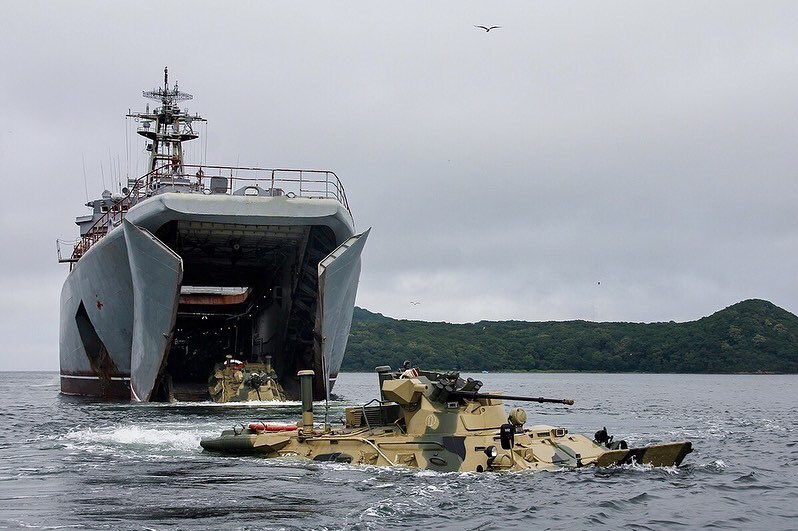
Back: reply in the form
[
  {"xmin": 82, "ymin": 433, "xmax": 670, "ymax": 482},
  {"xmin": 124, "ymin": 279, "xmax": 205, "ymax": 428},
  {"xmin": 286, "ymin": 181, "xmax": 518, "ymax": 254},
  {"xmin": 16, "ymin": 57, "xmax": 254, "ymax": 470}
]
[
  {"xmin": 176, "ymin": 164, "xmax": 350, "ymax": 214},
  {"xmin": 56, "ymin": 239, "xmax": 79, "ymax": 263},
  {"xmin": 63, "ymin": 164, "xmax": 169, "ymax": 265},
  {"xmin": 62, "ymin": 164, "xmax": 350, "ymax": 267}
]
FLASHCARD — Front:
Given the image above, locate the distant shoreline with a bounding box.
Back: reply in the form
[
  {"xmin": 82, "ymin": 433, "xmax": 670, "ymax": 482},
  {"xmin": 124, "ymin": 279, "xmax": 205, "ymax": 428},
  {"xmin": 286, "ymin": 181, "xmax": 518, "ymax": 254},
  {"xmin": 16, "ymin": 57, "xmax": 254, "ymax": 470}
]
[{"xmin": 344, "ymin": 300, "xmax": 798, "ymax": 374}]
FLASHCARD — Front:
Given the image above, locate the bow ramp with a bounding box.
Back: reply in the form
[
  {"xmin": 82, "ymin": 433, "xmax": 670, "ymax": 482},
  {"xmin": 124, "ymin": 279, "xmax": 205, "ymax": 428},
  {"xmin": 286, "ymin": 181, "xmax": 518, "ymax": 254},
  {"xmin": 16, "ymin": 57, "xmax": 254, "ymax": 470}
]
[
  {"xmin": 315, "ymin": 229, "xmax": 370, "ymax": 399},
  {"xmin": 123, "ymin": 220, "xmax": 184, "ymax": 402}
]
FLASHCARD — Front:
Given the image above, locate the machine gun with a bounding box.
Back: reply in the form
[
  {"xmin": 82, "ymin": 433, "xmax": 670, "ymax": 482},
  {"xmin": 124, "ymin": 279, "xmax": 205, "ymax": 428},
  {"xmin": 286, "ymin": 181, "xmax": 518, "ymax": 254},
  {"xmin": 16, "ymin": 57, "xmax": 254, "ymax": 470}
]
[
  {"xmin": 451, "ymin": 390, "xmax": 574, "ymax": 405},
  {"xmin": 426, "ymin": 373, "xmax": 574, "ymax": 405},
  {"xmin": 245, "ymin": 372, "xmax": 265, "ymax": 400}
]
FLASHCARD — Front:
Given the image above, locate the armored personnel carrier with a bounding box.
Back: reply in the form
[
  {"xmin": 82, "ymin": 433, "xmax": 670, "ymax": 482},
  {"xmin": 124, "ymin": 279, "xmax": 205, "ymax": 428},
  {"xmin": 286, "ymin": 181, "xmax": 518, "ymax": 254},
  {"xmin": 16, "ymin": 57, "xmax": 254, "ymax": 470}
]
[
  {"xmin": 207, "ymin": 355, "xmax": 287, "ymax": 403},
  {"xmin": 200, "ymin": 366, "xmax": 692, "ymax": 472}
]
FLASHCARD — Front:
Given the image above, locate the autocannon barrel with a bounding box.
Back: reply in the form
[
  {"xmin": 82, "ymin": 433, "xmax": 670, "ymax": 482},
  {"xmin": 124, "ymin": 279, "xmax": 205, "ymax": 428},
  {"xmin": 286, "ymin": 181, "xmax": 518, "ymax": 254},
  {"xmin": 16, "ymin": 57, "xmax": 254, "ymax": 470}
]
[{"xmin": 452, "ymin": 391, "xmax": 575, "ymax": 405}]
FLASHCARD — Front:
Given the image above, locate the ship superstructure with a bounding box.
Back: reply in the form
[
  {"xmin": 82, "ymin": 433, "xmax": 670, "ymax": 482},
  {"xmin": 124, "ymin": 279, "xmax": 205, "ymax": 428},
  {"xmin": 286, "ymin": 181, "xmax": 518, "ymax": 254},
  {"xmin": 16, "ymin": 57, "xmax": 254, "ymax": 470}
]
[{"xmin": 57, "ymin": 69, "xmax": 368, "ymax": 402}]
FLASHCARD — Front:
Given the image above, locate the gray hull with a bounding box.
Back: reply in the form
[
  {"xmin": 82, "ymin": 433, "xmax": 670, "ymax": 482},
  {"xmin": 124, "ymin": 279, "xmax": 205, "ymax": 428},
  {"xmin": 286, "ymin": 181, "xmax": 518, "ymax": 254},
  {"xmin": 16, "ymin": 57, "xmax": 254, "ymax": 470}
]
[{"xmin": 60, "ymin": 192, "xmax": 367, "ymax": 401}]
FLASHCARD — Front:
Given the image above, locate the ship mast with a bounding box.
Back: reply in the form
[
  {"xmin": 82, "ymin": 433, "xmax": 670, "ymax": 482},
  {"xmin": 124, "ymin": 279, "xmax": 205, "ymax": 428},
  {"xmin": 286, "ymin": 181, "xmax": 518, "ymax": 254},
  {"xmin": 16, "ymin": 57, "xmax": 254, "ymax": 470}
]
[{"xmin": 127, "ymin": 67, "xmax": 205, "ymax": 187}]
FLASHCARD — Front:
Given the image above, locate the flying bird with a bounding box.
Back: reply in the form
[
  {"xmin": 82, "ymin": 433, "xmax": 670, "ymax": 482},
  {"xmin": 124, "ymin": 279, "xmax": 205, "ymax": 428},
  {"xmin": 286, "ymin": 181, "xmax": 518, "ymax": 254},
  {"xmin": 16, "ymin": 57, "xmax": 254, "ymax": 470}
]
[
  {"xmin": 475, "ymin": 25, "xmax": 501, "ymax": 32},
  {"xmin": 410, "ymin": 301, "xmax": 421, "ymax": 306}
]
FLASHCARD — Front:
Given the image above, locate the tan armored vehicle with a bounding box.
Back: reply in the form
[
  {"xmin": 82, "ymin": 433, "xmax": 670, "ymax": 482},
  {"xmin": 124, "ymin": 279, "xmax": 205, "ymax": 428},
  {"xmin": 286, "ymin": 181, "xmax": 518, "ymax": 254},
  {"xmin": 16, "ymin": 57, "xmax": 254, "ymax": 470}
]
[
  {"xmin": 200, "ymin": 366, "xmax": 692, "ymax": 472},
  {"xmin": 207, "ymin": 355, "xmax": 287, "ymax": 403}
]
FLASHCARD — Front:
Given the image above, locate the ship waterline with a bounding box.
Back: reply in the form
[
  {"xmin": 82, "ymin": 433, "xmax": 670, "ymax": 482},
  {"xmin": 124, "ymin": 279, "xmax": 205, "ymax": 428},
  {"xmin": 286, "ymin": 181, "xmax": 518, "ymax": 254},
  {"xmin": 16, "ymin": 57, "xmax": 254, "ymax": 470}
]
[{"xmin": 58, "ymin": 69, "xmax": 367, "ymax": 402}]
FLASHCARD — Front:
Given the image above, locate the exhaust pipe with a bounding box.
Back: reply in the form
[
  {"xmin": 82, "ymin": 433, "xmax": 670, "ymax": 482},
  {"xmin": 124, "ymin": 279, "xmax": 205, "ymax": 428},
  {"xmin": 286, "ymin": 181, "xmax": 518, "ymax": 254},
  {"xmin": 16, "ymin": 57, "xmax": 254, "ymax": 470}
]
[
  {"xmin": 375, "ymin": 365, "xmax": 392, "ymax": 401},
  {"xmin": 297, "ymin": 370, "xmax": 314, "ymax": 430}
]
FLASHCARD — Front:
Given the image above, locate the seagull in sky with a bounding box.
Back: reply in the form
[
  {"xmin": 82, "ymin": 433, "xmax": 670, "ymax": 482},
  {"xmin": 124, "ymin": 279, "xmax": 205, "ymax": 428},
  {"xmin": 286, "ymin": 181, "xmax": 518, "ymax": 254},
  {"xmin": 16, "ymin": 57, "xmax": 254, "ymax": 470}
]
[
  {"xmin": 475, "ymin": 25, "xmax": 501, "ymax": 32},
  {"xmin": 410, "ymin": 300, "xmax": 421, "ymax": 306}
]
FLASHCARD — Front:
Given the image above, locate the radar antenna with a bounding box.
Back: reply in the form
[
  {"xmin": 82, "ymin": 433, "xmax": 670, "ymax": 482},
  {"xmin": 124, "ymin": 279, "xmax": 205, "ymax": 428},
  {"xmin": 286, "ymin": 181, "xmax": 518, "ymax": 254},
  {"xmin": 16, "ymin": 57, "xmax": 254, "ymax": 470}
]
[{"xmin": 142, "ymin": 66, "xmax": 194, "ymax": 104}]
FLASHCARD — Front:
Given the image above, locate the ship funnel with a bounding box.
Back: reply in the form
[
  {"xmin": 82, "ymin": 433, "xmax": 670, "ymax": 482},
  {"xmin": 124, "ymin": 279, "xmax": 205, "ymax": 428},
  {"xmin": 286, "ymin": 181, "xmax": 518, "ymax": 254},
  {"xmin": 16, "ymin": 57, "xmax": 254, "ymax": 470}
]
[{"xmin": 297, "ymin": 370, "xmax": 315, "ymax": 430}]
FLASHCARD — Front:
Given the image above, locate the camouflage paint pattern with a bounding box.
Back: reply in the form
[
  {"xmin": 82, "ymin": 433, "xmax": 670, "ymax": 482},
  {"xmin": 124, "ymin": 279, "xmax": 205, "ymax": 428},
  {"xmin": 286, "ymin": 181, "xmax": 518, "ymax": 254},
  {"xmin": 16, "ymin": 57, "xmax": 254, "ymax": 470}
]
[
  {"xmin": 207, "ymin": 362, "xmax": 287, "ymax": 402},
  {"xmin": 201, "ymin": 370, "xmax": 692, "ymax": 472}
]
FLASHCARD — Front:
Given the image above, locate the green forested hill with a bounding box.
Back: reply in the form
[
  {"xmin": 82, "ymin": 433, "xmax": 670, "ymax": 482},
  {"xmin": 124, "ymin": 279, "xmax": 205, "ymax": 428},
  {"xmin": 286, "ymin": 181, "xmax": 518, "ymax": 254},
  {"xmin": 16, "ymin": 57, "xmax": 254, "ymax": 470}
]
[{"xmin": 342, "ymin": 299, "xmax": 798, "ymax": 373}]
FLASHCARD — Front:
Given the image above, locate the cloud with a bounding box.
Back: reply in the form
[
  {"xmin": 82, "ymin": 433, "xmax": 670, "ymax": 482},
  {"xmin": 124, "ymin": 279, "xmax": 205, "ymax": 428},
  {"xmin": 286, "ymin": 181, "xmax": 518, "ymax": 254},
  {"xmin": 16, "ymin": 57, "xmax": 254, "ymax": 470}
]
[{"xmin": 2, "ymin": 1, "xmax": 798, "ymax": 369}]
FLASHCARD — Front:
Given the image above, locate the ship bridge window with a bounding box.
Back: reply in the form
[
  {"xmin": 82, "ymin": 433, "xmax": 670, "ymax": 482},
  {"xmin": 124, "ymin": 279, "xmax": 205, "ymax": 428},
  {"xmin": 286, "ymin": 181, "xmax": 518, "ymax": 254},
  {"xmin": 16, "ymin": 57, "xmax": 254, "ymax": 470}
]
[
  {"xmin": 100, "ymin": 206, "xmax": 109, "ymax": 213},
  {"xmin": 244, "ymin": 187, "xmax": 259, "ymax": 196}
]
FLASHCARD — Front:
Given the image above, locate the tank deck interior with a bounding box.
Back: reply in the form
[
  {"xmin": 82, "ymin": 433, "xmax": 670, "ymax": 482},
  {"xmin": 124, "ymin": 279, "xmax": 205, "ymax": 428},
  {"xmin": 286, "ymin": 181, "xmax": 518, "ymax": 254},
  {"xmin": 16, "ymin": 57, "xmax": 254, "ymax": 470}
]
[{"xmin": 152, "ymin": 221, "xmax": 337, "ymax": 401}]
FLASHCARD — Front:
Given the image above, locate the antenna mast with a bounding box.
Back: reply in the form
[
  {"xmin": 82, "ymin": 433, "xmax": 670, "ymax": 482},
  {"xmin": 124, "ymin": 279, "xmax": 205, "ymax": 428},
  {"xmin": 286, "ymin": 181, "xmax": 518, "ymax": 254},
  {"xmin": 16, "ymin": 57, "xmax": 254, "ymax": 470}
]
[{"xmin": 127, "ymin": 67, "xmax": 206, "ymax": 189}]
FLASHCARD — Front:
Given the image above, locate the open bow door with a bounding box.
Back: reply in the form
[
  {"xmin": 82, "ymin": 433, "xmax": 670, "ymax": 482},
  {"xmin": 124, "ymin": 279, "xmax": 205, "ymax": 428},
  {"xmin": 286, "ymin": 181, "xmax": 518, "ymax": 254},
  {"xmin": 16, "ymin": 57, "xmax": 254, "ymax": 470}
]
[
  {"xmin": 315, "ymin": 228, "xmax": 370, "ymax": 401},
  {"xmin": 123, "ymin": 220, "xmax": 184, "ymax": 402}
]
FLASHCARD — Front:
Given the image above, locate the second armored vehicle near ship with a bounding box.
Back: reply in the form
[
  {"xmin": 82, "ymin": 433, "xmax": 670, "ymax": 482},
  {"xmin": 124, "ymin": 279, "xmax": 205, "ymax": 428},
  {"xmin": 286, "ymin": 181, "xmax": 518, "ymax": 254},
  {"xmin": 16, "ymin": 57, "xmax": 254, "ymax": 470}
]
[
  {"xmin": 207, "ymin": 355, "xmax": 287, "ymax": 402},
  {"xmin": 200, "ymin": 366, "xmax": 693, "ymax": 472}
]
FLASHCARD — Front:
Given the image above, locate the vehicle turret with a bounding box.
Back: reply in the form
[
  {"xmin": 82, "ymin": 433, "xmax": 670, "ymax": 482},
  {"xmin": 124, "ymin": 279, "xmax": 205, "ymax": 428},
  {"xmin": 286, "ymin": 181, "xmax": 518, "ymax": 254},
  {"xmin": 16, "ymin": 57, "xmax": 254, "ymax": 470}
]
[{"xmin": 361, "ymin": 366, "xmax": 573, "ymax": 437}]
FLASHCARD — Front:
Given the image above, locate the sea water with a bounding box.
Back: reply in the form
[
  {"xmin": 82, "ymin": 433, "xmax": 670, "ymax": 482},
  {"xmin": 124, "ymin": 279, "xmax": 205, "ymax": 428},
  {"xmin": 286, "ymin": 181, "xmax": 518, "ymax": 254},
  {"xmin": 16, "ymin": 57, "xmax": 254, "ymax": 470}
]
[{"xmin": 1, "ymin": 372, "xmax": 796, "ymax": 530}]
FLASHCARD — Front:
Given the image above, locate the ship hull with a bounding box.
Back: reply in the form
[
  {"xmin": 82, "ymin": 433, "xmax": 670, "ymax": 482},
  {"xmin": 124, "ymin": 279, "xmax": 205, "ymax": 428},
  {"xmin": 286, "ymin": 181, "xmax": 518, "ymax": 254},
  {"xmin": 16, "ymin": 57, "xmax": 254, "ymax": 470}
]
[
  {"xmin": 59, "ymin": 192, "xmax": 366, "ymax": 401},
  {"xmin": 59, "ymin": 374, "xmax": 131, "ymax": 399}
]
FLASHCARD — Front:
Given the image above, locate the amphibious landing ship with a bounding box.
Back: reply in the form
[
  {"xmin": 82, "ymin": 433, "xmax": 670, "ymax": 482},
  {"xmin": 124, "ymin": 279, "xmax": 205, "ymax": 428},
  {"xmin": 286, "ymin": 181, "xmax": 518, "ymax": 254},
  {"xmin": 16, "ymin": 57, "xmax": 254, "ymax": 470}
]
[{"xmin": 57, "ymin": 69, "xmax": 368, "ymax": 402}]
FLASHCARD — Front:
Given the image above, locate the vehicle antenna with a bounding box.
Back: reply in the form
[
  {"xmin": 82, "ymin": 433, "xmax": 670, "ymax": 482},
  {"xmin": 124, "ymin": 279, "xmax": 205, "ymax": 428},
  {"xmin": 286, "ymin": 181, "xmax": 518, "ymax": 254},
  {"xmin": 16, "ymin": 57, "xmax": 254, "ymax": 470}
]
[{"xmin": 322, "ymin": 353, "xmax": 330, "ymax": 429}]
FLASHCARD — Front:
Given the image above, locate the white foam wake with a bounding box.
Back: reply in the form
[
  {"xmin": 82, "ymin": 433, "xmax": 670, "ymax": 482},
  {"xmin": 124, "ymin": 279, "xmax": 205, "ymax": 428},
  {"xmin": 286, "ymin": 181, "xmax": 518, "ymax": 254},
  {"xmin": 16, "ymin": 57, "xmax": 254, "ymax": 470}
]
[
  {"xmin": 137, "ymin": 399, "xmax": 343, "ymax": 407},
  {"xmin": 62, "ymin": 425, "xmax": 210, "ymax": 453}
]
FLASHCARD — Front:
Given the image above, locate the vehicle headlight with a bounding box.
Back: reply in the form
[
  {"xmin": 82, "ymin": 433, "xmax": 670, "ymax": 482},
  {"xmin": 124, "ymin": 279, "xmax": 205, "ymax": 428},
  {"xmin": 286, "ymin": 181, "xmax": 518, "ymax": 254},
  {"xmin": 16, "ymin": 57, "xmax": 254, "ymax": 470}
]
[{"xmin": 484, "ymin": 445, "xmax": 498, "ymax": 460}]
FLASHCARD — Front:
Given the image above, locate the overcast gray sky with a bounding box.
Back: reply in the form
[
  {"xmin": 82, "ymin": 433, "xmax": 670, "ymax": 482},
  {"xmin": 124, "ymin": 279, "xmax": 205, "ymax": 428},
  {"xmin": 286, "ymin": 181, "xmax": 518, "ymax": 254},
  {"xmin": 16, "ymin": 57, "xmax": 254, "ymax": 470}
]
[{"xmin": 2, "ymin": 1, "xmax": 798, "ymax": 370}]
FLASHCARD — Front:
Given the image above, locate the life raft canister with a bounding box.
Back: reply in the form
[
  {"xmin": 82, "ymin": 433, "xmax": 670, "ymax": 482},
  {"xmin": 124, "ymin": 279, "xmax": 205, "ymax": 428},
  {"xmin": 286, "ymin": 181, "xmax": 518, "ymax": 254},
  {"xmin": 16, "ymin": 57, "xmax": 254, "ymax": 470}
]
[{"xmin": 248, "ymin": 422, "xmax": 298, "ymax": 432}]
